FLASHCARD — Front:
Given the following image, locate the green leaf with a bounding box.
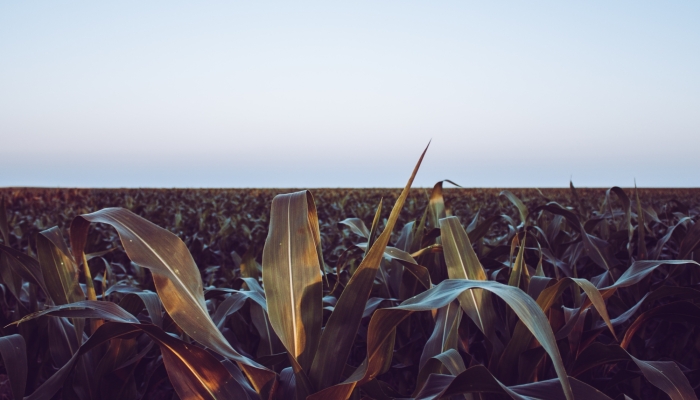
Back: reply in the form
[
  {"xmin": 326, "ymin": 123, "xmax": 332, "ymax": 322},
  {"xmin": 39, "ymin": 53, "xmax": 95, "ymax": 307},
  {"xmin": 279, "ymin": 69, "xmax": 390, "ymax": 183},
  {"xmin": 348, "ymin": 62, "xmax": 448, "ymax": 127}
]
[
  {"xmin": 13, "ymin": 300, "xmax": 140, "ymax": 326},
  {"xmin": 500, "ymin": 190, "xmax": 529, "ymax": 227},
  {"xmin": 429, "ymin": 180, "xmax": 460, "ymax": 230},
  {"xmin": 69, "ymin": 208, "xmax": 276, "ymax": 395},
  {"xmin": 338, "ymin": 218, "xmax": 370, "ymax": 239},
  {"xmin": 37, "ymin": 227, "xmax": 83, "ymax": 306},
  {"xmin": 414, "ymin": 307, "xmax": 463, "ymax": 395},
  {"xmin": 366, "ymin": 198, "xmax": 383, "ymax": 255},
  {"xmin": 262, "ymin": 190, "xmax": 323, "ymax": 373},
  {"xmin": 537, "ymin": 203, "xmax": 611, "ymax": 271},
  {"xmin": 309, "ymin": 143, "xmax": 429, "ymax": 391},
  {"xmin": 439, "ymin": 216, "xmax": 492, "ymax": 336},
  {"xmin": 318, "ymin": 279, "xmax": 574, "ymax": 400}
]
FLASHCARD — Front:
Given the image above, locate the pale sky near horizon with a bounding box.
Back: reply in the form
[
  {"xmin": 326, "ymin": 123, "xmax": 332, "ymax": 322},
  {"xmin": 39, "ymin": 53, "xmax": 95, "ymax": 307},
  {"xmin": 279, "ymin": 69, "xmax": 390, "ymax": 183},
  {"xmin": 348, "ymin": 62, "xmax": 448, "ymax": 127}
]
[{"xmin": 1, "ymin": 1, "xmax": 699, "ymax": 188}]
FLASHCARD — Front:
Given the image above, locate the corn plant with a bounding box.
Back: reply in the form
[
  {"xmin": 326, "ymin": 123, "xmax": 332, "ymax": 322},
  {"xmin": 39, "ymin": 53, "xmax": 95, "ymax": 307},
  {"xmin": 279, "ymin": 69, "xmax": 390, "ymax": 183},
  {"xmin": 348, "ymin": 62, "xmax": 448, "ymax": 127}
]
[{"xmin": 0, "ymin": 146, "xmax": 699, "ymax": 399}]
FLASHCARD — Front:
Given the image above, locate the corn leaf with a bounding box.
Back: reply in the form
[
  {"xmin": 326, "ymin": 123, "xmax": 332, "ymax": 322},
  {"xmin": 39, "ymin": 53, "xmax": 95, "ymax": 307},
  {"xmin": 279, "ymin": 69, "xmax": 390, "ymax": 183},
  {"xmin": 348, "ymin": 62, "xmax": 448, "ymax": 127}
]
[
  {"xmin": 262, "ymin": 190, "xmax": 323, "ymax": 372},
  {"xmin": 439, "ymin": 216, "xmax": 492, "ymax": 336},
  {"xmin": 69, "ymin": 208, "xmax": 276, "ymax": 394},
  {"xmin": 316, "ymin": 279, "xmax": 574, "ymax": 400},
  {"xmin": 500, "ymin": 190, "xmax": 529, "ymax": 227},
  {"xmin": 308, "ymin": 144, "xmax": 429, "ymax": 391}
]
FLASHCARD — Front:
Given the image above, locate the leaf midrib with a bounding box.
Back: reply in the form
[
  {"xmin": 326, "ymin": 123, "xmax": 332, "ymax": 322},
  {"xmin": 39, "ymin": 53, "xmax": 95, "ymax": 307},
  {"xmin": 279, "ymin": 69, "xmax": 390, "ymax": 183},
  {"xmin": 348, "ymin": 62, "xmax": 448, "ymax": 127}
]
[
  {"xmin": 444, "ymin": 226, "xmax": 484, "ymax": 331},
  {"xmin": 108, "ymin": 213, "xmax": 210, "ymax": 328}
]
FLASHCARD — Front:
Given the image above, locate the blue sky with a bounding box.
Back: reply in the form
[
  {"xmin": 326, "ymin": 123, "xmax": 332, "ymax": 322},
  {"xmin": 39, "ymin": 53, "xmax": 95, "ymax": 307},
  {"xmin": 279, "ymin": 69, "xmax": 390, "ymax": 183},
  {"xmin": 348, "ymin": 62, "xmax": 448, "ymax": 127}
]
[{"xmin": 1, "ymin": 1, "xmax": 699, "ymax": 187}]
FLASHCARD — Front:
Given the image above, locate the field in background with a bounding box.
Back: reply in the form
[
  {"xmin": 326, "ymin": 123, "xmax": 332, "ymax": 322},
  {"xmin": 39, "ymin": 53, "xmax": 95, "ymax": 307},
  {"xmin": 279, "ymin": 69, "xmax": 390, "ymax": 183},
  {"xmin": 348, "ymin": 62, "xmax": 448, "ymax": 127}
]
[
  {"xmin": 1, "ymin": 185, "xmax": 699, "ymax": 399},
  {"xmin": 3, "ymin": 187, "xmax": 699, "ymax": 268}
]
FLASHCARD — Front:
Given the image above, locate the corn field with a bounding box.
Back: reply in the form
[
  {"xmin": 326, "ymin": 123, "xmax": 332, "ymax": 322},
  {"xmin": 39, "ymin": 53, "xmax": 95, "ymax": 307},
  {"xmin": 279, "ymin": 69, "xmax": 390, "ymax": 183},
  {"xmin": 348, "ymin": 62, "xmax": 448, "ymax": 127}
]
[{"xmin": 0, "ymin": 148, "xmax": 699, "ymax": 400}]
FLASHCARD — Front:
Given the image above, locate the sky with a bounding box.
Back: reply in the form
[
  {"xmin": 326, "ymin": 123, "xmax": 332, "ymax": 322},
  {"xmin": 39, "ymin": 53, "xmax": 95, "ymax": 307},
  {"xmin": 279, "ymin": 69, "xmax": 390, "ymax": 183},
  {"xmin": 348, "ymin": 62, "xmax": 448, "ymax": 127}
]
[{"xmin": 1, "ymin": 1, "xmax": 699, "ymax": 188}]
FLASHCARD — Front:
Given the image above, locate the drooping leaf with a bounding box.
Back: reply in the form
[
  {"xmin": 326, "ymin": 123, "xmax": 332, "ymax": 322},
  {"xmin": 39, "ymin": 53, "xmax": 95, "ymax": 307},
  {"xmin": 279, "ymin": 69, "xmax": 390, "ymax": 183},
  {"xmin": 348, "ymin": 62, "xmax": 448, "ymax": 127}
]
[
  {"xmin": 498, "ymin": 276, "xmax": 617, "ymax": 381},
  {"xmin": 316, "ymin": 279, "xmax": 574, "ymax": 400},
  {"xmin": 69, "ymin": 208, "xmax": 275, "ymax": 394}
]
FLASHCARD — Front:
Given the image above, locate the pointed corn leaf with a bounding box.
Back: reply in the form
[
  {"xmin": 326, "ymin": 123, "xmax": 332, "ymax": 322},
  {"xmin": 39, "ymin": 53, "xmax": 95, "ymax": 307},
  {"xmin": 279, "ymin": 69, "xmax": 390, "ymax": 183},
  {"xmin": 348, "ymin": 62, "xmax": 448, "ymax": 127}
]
[
  {"xmin": 508, "ymin": 231, "xmax": 527, "ymax": 289},
  {"xmin": 309, "ymin": 144, "xmax": 429, "ymax": 391},
  {"xmin": 0, "ymin": 334, "xmax": 27, "ymax": 400},
  {"xmin": 262, "ymin": 190, "xmax": 323, "ymax": 372},
  {"xmin": 339, "ymin": 218, "xmax": 370, "ymax": 239},
  {"xmin": 602, "ymin": 260, "xmax": 700, "ymax": 292},
  {"xmin": 13, "ymin": 300, "xmax": 140, "ymax": 325},
  {"xmin": 500, "ymin": 190, "xmax": 529, "ymax": 227},
  {"xmin": 366, "ymin": 198, "xmax": 383, "ymax": 255},
  {"xmin": 439, "ymin": 216, "xmax": 492, "ymax": 336},
  {"xmin": 428, "ymin": 181, "xmax": 447, "ymax": 230},
  {"xmin": 69, "ymin": 208, "xmax": 275, "ymax": 394},
  {"xmin": 37, "ymin": 227, "xmax": 82, "ymax": 306},
  {"xmin": 355, "ymin": 242, "xmax": 430, "ymax": 290}
]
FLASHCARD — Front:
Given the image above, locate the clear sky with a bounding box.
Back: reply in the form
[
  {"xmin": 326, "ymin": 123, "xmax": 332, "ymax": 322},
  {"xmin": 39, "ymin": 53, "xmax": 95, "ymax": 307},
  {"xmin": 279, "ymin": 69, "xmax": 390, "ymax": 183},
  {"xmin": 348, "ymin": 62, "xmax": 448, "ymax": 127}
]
[{"xmin": 1, "ymin": 1, "xmax": 698, "ymax": 188}]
